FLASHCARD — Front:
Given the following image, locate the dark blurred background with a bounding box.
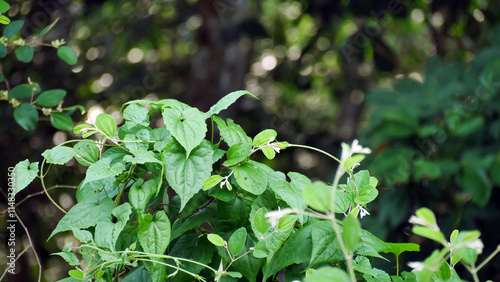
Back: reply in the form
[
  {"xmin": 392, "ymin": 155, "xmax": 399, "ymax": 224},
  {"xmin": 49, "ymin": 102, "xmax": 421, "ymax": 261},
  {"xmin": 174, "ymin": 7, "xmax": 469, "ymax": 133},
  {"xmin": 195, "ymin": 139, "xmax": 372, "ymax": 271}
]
[{"xmin": 1, "ymin": 0, "xmax": 500, "ymax": 281}]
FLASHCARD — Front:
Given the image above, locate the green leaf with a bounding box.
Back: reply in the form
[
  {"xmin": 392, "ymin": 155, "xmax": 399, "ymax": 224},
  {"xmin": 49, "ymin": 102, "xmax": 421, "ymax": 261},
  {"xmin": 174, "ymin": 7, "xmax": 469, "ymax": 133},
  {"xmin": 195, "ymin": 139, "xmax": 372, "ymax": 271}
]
[
  {"xmin": 57, "ymin": 46, "xmax": 78, "ymax": 65},
  {"xmin": 14, "ymin": 159, "xmax": 39, "ymax": 195},
  {"xmin": 151, "ymin": 127, "xmax": 171, "ymax": 152},
  {"xmin": 164, "ymin": 139, "xmax": 214, "ymax": 210},
  {"xmin": 0, "ymin": 1, "xmax": 10, "ymax": 13},
  {"xmin": 202, "ymin": 175, "xmax": 223, "ymax": 190},
  {"xmin": 253, "ymin": 129, "xmax": 277, "ymax": 147},
  {"xmin": 170, "ymin": 205, "xmax": 217, "ymax": 240},
  {"xmin": 234, "ymin": 161, "xmax": 268, "ymax": 195},
  {"xmin": 253, "ymin": 207, "xmax": 270, "ymax": 235},
  {"xmin": 123, "ymin": 103, "xmax": 149, "ymax": 126},
  {"xmin": 278, "ymin": 214, "xmax": 297, "ymax": 232},
  {"xmin": 95, "ymin": 114, "xmax": 116, "ymax": 138},
  {"xmin": 415, "ymin": 207, "xmax": 438, "ymax": 227},
  {"xmin": 383, "ymin": 242, "xmax": 420, "ymax": 257},
  {"xmin": 39, "ymin": 18, "xmax": 58, "ymax": 37},
  {"xmin": 308, "ymin": 221, "xmax": 343, "ymax": 268},
  {"xmin": 334, "ymin": 189, "xmax": 350, "ymax": 213},
  {"xmin": 204, "ymin": 90, "xmax": 257, "ymax": 119},
  {"xmin": 0, "ymin": 43, "xmax": 6, "ymax": 58},
  {"xmin": 123, "ymin": 149, "xmax": 162, "ymax": 165},
  {"xmin": 80, "ymin": 157, "xmax": 126, "ymax": 187},
  {"xmin": 228, "ymin": 227, "xmax": 247, "ymax": 256},
  {"xmin": 303, "ymin": 181, "xmax": 331, "ymax": 212},
  {"xmin": 129, "ymin": 179, "xmax": 156, "ymax": 216},
  {"xmin": 212, "ymin": 116, "xmax": 252, "ymax": 146},
  {"xmin": 51, "ymin": 112, "xmax": 74, "ymax": 131},
  {"xmin": 343, "ymin": 154, "xmax": 366, "ymax": 170},
  {"xmin": 226, "ymin": 236, "xmax": 263, "ymax": 282},
  {"xmin": 138, "ymin": 211, "xmax": 171, "ymax": 255},
  {"xmin": 459, "ymin": 164, "xmax": 491, "ymax": 207},
  {"xmin": 42, "ymin": 146, "xmax": 76, "ymax": 165},
  {"xmin": 269, "ymin": 171, "xmax": 310, "ymax": 222},
  {"xmin": 304, "ymin": 266, "xmax": 350, "ymax": 282},
  {"xmin": 253, "ymin": 240, "xmax": 269, "ymax": 258},
  {"xmin": 73, "ymin": 124, "xmax": 92, "ymax": 134},
  {"xmin": 163, "ymin": 106, "xmax": 207, "ymax": 157},
  {"xmin": 71, "ymin": 229, "xmax": 92, "ymax": 243},
  {"xmin": 48, "ymin": 197, "xmax": 115, "ymax": 240},
  {"xmin": 343, "ymin": 214, "xmax": 361, "ymax": 252},
  {"xmin": 223, "ymin": 142, "xmax": 252, "ymax": 166},
  {"xmin": 412, "ymin": 226, "xmax": 446, "ymax": 245},
  {"xmin": 68, "ymin": 270, "xmax": 84, "ymax": 280},
  {"xmin": 14, "ymin": 103, "xmax": 38, "ymax": 130},
  {"xmin": 73, "ymin": 141, "xmax": 99, "ymax": 166},
  {"xmin": 355, "ymin": 185, "xmax": 378, "ymax": 204},
  {"xmin": 35, "ymin": 89, "xmax": 66, "ymax": 107},
  {"xmin": 207, "ymin": 234, "xmax": 225, "ymax": 246},
  {"xmin": 14, "ymin": 45, "xmax": 33, "ymax": 63},
  {"xmin": 227, "ymin": 271, "xmax": 243, "ymax": 278},
  {"xmin": 4, "ymin": 20, "xmax": 23, "ymax": 38},
  {"xmin": 9, "ymin": 84, "xmax": 34, "ymax": 98}
]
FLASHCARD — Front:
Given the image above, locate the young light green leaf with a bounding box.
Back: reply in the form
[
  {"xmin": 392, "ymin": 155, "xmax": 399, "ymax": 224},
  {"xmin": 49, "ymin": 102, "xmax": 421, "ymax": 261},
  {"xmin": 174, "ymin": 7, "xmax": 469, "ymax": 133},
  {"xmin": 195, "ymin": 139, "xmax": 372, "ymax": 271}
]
[
  {"xmin": 71, "ymin": 229, "xmax": 92, "ymax": 243},
  {"xmin": 228, "ymin": 227, "xmax": 247, "ymax": 255},
  {"xmin": 355, "ymin": 185, "xmax": 379, "ymax": 204},
  {"xmin": 138, "ymin": 211, "xmax": 171, "ymax": 255},
  {"xmin": 14, "ymin": 159, "xmax": 39, "ymax": 195},
  {"xmin": 343, "ymin": 214, "xmax": 361, "ymax": 252},
  {"xmin": 227, "ymin": 271, "xmax": 243, "ymax": 278},
  {"xmin": 383, "ymin": 242, "xmax": 420, "ymax": 257},
  {"xmin": 202, "ymin": 175, "xmax": 223, "ymax": 191},
  {"xmin": 48, "ymin": 197, "xmax": 115, "ymax": 240},
  {"xmin": 51, "ymin": 245, "xmax": 80, "ymax": 266},
  {"xmin": 278, "ymin": 214, "xmax": 297, "ymax": 232},
  {"xmin": 163, "ymin": 106, "xmax": 207, "ymax": 157},
  {"xmin": 73, "ymin": 141, "xmax": 99, "ymax": 166},
  {"xmin": 204, "ymin": 90, "xmax": 257, "ymax": 119},
  {"xmin": 253, "ymin": 129, "xmax": 277, "ymax": 147},
  {"xmin": 164, "ymin": 139, "xmax": 214, "ymax": 210},
  {"xmin": 415, "ymin": 207, "xmax": 438, "ymax": 226},
  {"xmin": 0, "ymin": 16, "xmax": 9, "ymax": 25},
  {"xmin": 207, "ymin": 233, "xmax": 225, "ymax": 247},
  {"xmin": 343, "ymin": 154, "xmax": 366, "ymax": 170},
  {"xmin": 254, "ymin": 207, "xmax": 270, "ymax": 235},
  {"xmin": 35, "ymin": 89, "xmax": 66, "ymax": 107},
  {"xmin": 50, "ymin": 112, "xmax": 73, "ymax": 131},
  {"xmin": 303, "ymin": 181, "xmax": 331, "ymax": 212},
  {"xmin": 268, "ymin": 171, "xmax": 309, "ymax": 222},
  {"xmin": 14, "ymin": 103, "xmax": 38, "ymax": 130},
  {"xmin": 3, "ymin": 19, "xmax": 23, "ymax": 38},
  {"xmin": 304, "ymin": 266, "xmax": 351, "ymax": 282},
  {"xmin": 80, "ymin": 158, "xmax": 126, "ymax": 187},
  {"xmin": 57, "ymin": 46, "xmax": 78, "ymax": 65},
  {"xmin": 212, "ymin": 116, "xmax": 252, "ymax": 146},
  {"xmin": 262, "ymin": 146, "xmax": 276, "ymax": 159},
  {"xmin": 14, "ymin": 45, "xmax": 33, "ymax": 63},
  {"xmin": 95, "ymin": 114, "xmax": 116, "ymax": 138},
  {"xmin": 129, "ymin": 179, "xmax": 156, "ymax": 216},
  {"xmin": 42, "ymin": 146, "xmax": 76, "ymax": 165},
  {"xmin": 223, "ymin": 142, "xmax": 252, "ymax": 166},
  {"xmin": 234, "ymin": 161, "xmax": 268, "ymax": 195},
  {"xmin": 73, "ymin": 124, "xmax": 92, "ymax": 134}
]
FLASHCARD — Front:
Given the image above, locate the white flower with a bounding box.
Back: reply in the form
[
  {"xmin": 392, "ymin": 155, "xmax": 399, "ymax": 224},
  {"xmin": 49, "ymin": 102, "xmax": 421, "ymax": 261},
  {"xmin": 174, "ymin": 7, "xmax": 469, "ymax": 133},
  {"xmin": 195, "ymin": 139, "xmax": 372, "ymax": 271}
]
[
  {"xmin": 340, "ymin": 139, "xmax": 372, "ymax": 162},
  {"xmin": 265, "ymin": 207, "xmax": 295, "ymax": 228},
  {"xmin": 408, "ymin": 261, "xmax": 424, "ymax": 271},
  {"xmin": 464, "ymin": 239, "xmax": 484, "ymax": 254},
  {"xmin": 268, "ymin": 143, "xmax": 282, "ymax": 153},
  {"xmin": 357, "ymin": 205, "xmax": 370, "ymax": 218}
]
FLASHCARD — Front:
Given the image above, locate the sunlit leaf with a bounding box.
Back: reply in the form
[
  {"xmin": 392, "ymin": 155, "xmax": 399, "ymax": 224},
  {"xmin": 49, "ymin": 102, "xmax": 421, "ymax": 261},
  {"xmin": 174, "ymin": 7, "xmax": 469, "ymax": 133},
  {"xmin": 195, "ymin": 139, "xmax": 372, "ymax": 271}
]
[{"xmin": 42, "ymin": 146, "xmax": 76, "ymax": 165}]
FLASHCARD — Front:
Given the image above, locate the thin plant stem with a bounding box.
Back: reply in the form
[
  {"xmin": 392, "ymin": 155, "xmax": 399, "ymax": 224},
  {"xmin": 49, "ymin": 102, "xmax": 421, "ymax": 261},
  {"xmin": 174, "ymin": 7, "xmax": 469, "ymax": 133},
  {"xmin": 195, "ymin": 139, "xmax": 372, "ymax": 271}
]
[
  {"xmin": 39, "ymin": 159, "xmax": 67, "ymax": 214},
  {"xmin": 287, "ymin": 144, "xmax": 341, "ymax": 163},
  {"xmin": 476, "ymin": 244, "xmax": 500, "ymax": 271}
]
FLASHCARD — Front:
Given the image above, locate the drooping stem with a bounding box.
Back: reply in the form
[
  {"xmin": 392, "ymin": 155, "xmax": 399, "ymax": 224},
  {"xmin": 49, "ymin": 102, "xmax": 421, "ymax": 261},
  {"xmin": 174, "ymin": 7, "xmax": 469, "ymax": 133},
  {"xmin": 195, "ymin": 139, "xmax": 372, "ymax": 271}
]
[
  {"xmin": 39, "ymin": 159, "xmax": 67, "ymax": 214},
  {"xmin": 287, "ymin": 144, "xmax": 341, "ymax": 163}
]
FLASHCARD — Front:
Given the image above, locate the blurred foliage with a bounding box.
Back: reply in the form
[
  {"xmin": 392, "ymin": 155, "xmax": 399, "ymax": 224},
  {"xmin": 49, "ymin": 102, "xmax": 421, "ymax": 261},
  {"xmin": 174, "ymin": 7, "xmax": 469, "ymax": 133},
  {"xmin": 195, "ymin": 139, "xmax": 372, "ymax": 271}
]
[{"xmin": 1, "ymin": 0, "xmax": 500, "ymax": 281}]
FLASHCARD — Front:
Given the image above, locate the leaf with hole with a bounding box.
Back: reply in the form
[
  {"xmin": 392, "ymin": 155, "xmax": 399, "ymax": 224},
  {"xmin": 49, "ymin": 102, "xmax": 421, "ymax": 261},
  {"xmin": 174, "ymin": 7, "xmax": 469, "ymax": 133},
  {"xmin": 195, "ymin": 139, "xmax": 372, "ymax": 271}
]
[
  {"xmin": 73, "ymin": 141, "xmax": 99, "ymax": 166},
  {"xmin": 234, "ymin": 161, "xmax": 268, "ymax": 195}
]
